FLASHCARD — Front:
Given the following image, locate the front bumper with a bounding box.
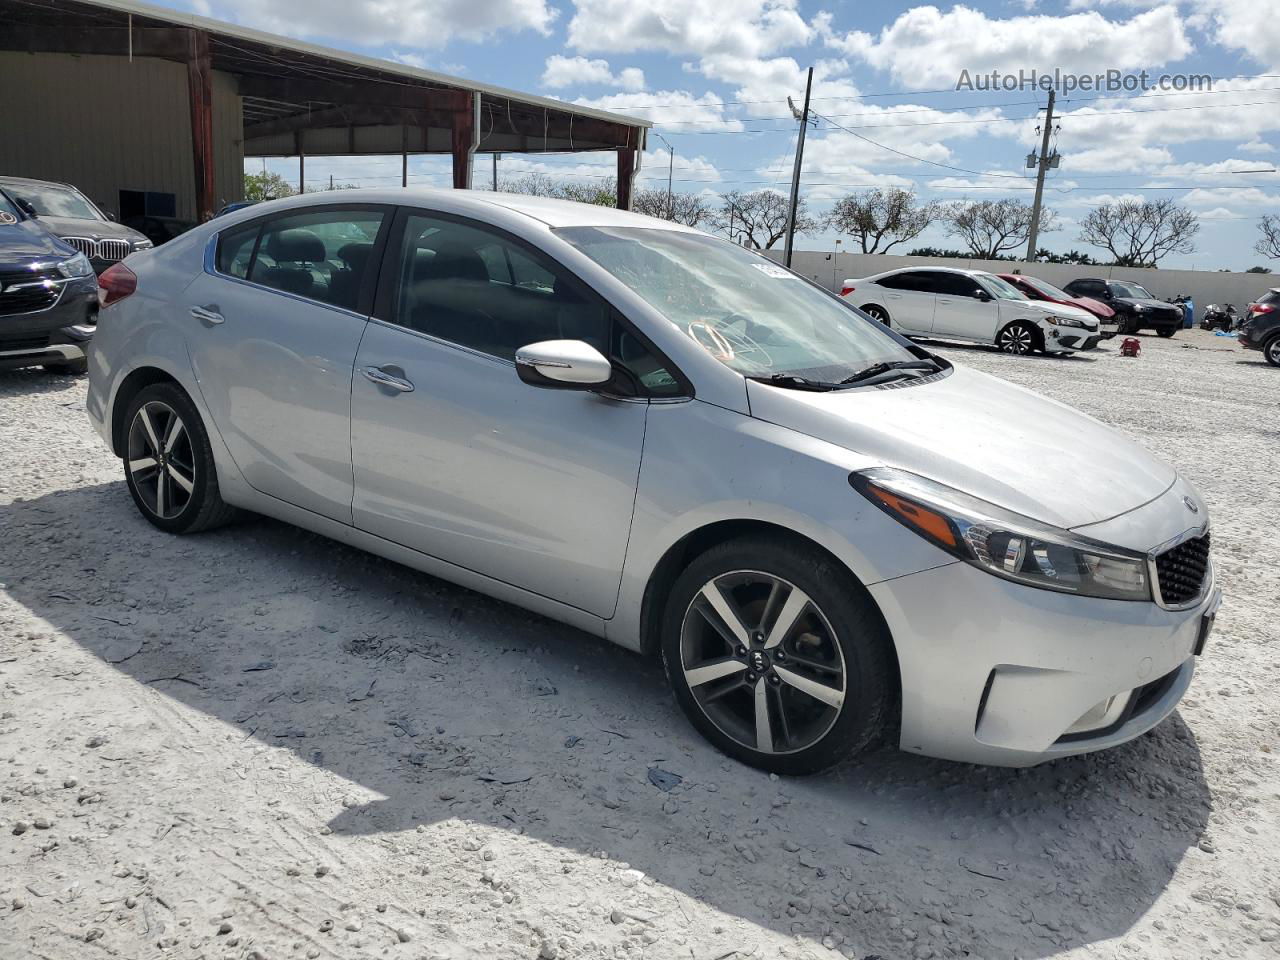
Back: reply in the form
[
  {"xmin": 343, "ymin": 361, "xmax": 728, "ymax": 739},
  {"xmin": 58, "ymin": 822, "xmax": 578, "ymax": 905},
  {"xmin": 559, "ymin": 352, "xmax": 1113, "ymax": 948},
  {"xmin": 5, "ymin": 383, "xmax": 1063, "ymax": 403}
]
[
  {"xmin": 869, "ymin": 559, "xmax": 1216, "ymax": 767},
  {"xmin": 0, "ymin": 277, "xmax": 97, "ymax": 370},
  {"xmin": 1046, "ymin": 327, "xmax": 1103, "ymax": 351}
]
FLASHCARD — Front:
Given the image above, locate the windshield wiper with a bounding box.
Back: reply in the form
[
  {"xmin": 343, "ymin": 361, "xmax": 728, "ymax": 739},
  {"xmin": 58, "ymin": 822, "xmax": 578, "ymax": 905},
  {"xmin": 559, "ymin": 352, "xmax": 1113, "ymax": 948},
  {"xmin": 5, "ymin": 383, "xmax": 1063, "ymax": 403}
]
[
  {"xmin": 748, "ymin": 374, "xmax": 839, "ymax": 392},
  {"xmin": 838, "ymin": 359, "xmax": 941, "ymax": 386}
]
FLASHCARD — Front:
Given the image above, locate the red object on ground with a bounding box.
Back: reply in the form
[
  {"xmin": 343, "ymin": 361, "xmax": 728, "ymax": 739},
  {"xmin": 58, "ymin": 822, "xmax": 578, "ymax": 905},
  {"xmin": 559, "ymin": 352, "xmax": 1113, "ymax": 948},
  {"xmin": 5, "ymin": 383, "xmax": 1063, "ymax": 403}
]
[{"xmin": 1119, "ymin": 337, "xmax": 1142, "ymax": 357}]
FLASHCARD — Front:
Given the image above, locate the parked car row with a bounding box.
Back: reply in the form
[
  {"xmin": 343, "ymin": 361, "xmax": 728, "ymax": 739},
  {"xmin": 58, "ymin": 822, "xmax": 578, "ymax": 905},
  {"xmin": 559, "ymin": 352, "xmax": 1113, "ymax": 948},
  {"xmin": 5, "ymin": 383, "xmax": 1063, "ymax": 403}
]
[{"xmin": 841, "ymin": 267, "xmax": 1115, "ymax": 355}]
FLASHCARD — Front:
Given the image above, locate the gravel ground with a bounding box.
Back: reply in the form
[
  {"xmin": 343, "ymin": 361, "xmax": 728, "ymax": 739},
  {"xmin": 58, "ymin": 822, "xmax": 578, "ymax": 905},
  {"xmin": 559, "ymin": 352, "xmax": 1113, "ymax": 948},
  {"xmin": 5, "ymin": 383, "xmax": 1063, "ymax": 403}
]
[{"xmin": 1, "ymin": 328, "xmax": 1278, "ymax": 960}]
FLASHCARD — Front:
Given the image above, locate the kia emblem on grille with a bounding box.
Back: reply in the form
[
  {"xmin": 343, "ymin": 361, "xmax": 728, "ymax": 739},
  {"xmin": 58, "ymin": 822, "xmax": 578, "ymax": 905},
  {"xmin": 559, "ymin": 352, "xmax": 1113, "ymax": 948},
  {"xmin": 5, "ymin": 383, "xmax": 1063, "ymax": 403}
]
[{"xmin": 1183, "ymin": 496, "xmax": 1199, "ymax": 514}]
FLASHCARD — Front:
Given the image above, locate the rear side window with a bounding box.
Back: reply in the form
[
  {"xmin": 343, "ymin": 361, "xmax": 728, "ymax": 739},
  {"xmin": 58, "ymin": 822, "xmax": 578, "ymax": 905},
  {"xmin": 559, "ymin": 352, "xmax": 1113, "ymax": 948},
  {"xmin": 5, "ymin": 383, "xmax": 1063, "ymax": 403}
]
[
  {"xmin": 1069, "ymin": 280, "xmax": 1106, "ymax": 296},
  {"xmin": 247, "ymin": 210, "xmax": 385, "ymax": 311},
  {"xmin": 216, "ymin": 223, "xmax": 258, "ymax": 279},
  {"xmin": 1258, "ymin": 290, "xmax": 1279, "ymax": 306},
  {"xmin": 878, "ymin": 272, "xmax": 934, "ymax": 292}
]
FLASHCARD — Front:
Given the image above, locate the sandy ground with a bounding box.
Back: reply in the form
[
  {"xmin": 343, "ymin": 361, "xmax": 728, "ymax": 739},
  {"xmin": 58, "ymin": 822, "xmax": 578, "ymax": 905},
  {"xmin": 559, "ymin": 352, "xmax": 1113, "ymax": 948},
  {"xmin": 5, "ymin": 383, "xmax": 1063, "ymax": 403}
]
[{"xmin": 1, "ymin": 327, "xmax": 1278, "ymax": 960}]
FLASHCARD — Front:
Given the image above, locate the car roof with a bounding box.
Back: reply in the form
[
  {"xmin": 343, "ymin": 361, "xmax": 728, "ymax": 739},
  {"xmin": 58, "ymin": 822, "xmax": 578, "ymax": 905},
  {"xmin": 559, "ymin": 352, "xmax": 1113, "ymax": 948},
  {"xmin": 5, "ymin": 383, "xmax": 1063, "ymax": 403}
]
[
  {"xmin": 222, "ymin": 187, "xmax": 702, "ymax": 233},
  {"xmin": 871, "ymin": 265, "xmax": 989, "ymax": 278},
  {"xmin": 0, "ymin": 175, "xmax": 78, "ymax": 191}
]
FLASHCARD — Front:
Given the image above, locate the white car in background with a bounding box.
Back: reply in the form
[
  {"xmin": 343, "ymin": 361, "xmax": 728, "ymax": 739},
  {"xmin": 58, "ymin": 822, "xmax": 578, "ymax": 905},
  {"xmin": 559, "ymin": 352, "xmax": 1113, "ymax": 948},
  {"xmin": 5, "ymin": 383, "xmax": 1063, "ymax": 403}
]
[{"xmin": 842, "ymin": 266, "xmax": 1104, "ymax": 355}]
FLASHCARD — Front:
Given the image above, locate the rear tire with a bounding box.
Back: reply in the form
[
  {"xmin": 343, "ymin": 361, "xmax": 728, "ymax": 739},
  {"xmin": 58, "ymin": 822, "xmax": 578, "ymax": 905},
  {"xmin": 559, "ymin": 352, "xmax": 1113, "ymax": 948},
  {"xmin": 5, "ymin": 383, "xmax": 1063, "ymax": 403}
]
[
  {"xmin": 661, "ymin": 535, "xmax": 895, "ymax": 775},
  {"xmin": 995, "ymin": 321, "xmax": 1039, "ymax": 355},
  {"xmin": 1157, "ymin": 327, "xmax": 1176, "ymax": 338},
  {"xmin": 122, "ymin": 383, "xmax": 238, "ymax": 534},
  {"xmin": 1265, "ymin": 334, "xmax": 1280, "ymax": 368},
  {"xmin": 861, "ymin": 304, "xmax": 891, "ymax": 326}
]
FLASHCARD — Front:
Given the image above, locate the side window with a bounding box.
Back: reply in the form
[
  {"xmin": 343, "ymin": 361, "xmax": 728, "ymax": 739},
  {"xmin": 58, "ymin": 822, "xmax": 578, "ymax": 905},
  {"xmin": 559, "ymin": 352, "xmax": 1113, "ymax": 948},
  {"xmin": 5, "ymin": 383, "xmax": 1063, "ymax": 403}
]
[
  {"xmin": 878, "ymin": 272, "xmax": 931, "ymax": 293},
  {"xmin": 247, "ymin": 209, "xmax": 385, "ymax": 310},
  {"xmin": 388, "ymin": 212, "xmax": 684, "ymax": 396},
  {"xmin": 929, "ymin": 272, "xmax": 982, "ymax": 297},
  {"xmin": 216, "ymin": 222, "xmax": 259, "ymax": 279}
]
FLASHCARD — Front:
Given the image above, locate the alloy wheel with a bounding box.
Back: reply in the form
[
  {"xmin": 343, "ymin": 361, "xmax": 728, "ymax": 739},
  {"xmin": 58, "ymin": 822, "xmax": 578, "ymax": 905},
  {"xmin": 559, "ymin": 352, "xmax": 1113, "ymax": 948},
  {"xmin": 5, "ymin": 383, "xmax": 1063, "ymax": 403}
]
[
  {"xmin": 679, "ymin": 571, "xmax": 847, "ymax": 755},
  {"xmin": 127, "ymin": 401, "xmax": 196, "ymax": 520},
  {"xmin": 864, "ymin": 305, "xmax": 890, "ymax": 325},
  {"xmin": 1267, "ymin": 337, "xmax": 1280, "ymax": 366},
  {"xmin": 997, "ymin": 324, "xmax": 1034, "ymax": 354}
]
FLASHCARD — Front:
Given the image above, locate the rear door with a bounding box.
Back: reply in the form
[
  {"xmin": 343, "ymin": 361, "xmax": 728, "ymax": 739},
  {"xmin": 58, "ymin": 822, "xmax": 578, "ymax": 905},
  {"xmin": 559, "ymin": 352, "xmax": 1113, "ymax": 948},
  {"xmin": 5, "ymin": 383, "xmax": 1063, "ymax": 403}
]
[
  {"xmin": 874, "ymin": 271, "xmax": 938, "ymax": 334},
  {"xmin": 182, "ymin": 204, "xmax": 390, "ymax": 523},
  {"xmin": 930, "ymin": 272, "xmax": 1001, "ymax": 343}
]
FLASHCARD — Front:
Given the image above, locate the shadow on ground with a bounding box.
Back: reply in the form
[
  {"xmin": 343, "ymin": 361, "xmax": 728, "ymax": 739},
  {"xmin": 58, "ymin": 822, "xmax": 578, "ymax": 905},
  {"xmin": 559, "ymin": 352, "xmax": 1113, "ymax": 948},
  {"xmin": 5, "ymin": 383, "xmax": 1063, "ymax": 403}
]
[{"xmin": 1, "ymin": 480, "xmax": 1211, "ymax": 958}]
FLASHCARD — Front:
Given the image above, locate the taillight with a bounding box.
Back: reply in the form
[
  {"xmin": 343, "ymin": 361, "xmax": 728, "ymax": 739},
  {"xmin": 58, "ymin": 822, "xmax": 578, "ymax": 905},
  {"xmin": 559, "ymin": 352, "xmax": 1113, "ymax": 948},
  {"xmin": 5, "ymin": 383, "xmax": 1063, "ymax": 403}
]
[
  {"xmin": 840, "ymin": 285, "xmax": 855, "ymax": 296},
  {"xmin": 1253, "ymin": 303, "xmax": 1276, "ymax": 315},
  {"xmin": 98, "ymin": 262, "xmax": 136, "ymax": 307}
]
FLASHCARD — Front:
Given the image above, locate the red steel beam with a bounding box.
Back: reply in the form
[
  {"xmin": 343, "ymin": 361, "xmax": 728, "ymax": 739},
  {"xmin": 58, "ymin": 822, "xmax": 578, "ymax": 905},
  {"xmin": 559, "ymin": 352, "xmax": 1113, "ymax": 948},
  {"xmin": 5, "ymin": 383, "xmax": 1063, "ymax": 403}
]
[{"xmin": 186, "ymin": 28, "xmax": 216, "ymax": 221}]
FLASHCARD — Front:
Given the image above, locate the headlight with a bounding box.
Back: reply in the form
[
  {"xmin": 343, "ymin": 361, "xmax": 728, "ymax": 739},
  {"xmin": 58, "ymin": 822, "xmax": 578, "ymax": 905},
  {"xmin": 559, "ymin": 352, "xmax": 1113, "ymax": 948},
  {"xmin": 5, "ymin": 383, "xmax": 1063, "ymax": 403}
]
[
  {"xmin": 850, "ymin": 467, "xmax": 1152, "ymax": 601},
  {"xmin": 1045, "ymin": 315, "xmax": 1088, "ymax": 328},
  {"xmin": 1133, "ymin": 304, "xmax": 1148, "ymax": 313},
  {"xmin": 133, "ymin": 239, "xmax": 153, "ymax": 250},
  {"xmin": 56, "ymin": 252, "xmax": 94, "ymax": 278}
]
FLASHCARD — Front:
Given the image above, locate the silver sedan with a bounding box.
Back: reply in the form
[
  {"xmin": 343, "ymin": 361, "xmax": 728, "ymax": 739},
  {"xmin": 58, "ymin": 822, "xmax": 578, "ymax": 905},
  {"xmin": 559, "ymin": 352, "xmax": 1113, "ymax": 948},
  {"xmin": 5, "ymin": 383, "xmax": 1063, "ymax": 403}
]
[{"xmin": 86, "ymin": 189, "xmax": 1218, "ymax": 773}]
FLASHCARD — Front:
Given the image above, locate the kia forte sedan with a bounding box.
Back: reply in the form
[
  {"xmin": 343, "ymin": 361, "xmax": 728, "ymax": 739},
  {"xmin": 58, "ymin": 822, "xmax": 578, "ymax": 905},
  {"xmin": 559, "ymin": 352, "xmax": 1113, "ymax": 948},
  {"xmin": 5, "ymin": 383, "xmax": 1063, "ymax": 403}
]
[{"xmin": 86, "ymin": 190, "xmax": 1219, "ymax": 774}]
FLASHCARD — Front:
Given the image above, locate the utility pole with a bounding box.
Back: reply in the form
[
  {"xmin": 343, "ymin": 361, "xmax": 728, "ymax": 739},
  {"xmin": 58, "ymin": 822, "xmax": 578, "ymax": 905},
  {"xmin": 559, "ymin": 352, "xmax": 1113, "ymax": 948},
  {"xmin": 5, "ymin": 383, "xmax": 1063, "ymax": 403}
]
[
  {"xmin": 783, "ymin": 66, "xmax": 813, "ymax": 269},
  {"xmin": 652, "ymin": 131, "xmax": 674, "ymax": 220},
  {"xmin": 492, "ymin": 153, "xmax": 499, "ymax": 191},
  {"xmin": 1024, "ymin": 88, "xmax": 1056, "ymax": 263}
]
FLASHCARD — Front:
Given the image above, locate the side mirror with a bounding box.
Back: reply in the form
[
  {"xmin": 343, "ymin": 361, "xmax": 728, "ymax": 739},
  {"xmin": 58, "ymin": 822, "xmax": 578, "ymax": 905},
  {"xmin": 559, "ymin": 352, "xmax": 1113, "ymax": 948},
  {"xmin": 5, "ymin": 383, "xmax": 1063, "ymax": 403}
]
[
  {"xmin": 515, "ymin": 339, "xmax": 612, "ymax": 390},
  {"xmin": 975, "ymin": 290, "xmax": 993, "ymax": 302},
  {"xmin": 105, "ymin": 210, "xmax": 117, "ymax": 222},
  {"xmin": 16, "ymin": 198, "xmax": 37, "ymax": 218}
]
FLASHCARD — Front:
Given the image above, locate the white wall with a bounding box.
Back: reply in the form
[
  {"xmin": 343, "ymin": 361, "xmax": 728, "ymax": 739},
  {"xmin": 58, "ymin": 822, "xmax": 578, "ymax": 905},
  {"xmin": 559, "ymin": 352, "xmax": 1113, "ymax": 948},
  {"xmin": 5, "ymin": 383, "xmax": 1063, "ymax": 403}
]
[{"xmin": 769, "ymin": 249, "xmax": 1278, "ymax": 313}]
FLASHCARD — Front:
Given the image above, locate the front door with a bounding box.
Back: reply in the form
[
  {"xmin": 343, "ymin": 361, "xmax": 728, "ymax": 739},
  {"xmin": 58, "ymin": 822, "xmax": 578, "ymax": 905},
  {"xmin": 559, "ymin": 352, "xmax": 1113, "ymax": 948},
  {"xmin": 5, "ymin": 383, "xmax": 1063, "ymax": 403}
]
[
  {"xmin": 875, "ymin": 271, "xmax": 938, "ymax": 335},
  {"xmin": 183, "ymin": 205, "xmax": 389, "ymax": 523},
  {"xmin": 350, "ymin": 210, "xmax": 674, "ymax": 618},
  {"xmin": 928, "ymin": 271, "xmax": 1001, "ymax": 342}
]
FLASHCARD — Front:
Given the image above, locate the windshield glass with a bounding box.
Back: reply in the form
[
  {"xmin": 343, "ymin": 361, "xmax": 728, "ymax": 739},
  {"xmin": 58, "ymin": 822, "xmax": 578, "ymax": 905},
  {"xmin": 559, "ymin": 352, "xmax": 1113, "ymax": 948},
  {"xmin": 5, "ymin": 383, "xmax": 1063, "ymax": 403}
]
[
  {"xmin": 1111, "ymin": 281, "xmax": 1153, "ymax": 299},
  {"xmin": 556, "ymin": 227, "xmax": 917, "ymax": 382},
  {"xmin": 976, "ymin": 273, "xmax": 1026, "ymax": 300},
  {"xmin": 7, "ymin": 182, "xmax": 103, "ymax": 221},
  {"xmin": 1020, "ymin": 276, "xmax": 1072, "ymax": 300}
]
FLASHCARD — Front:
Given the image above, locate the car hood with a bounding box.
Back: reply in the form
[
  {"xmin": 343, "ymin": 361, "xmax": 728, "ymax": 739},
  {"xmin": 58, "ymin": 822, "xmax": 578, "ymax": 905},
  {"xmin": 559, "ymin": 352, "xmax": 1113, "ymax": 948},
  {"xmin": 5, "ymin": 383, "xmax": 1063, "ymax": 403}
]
[
  {"xmin": 36, "ymin": 215, "xmax": 147, "ymax": 245},
  {"xmin": 1115, "ymin": 296, "xmax": 1173, "ymax": 311},
  {"xmin": 1067, "ymin": 295, "xmax": 1114, "ymax": 319},
  {"xmin": 746, "ymin": 363, "xmax": 1175, "ymax": 530},
  {"xmin": 0, "ymin": 218, "xmax": 74, "ymax": 262},
  {"xmin": 1009, "ymin": 299, "xmax": 1097, "ymax": 324}
]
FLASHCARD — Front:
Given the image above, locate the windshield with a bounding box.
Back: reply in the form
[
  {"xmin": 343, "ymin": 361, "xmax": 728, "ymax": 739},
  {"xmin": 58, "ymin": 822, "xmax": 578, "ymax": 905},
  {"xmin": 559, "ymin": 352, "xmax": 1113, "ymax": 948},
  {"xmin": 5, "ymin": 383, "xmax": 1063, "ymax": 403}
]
[
  {"xmin": 976, "ymin": 273, "xmax": 1027, "ymax": 300},
  {"xmin": 1111, "ymin": 281, "xmax": 1153, "ymax": 299},
  {"xmin": 6, "ymin": 182, "xmax": 103, "ymax": 221},
  {"xmin": 556, "ymin": 227, "xmax": 917, "ymax": 382},
  {"xmin": 1019, "ymin": 276, "xmax": 1072, "ymax": 300}
]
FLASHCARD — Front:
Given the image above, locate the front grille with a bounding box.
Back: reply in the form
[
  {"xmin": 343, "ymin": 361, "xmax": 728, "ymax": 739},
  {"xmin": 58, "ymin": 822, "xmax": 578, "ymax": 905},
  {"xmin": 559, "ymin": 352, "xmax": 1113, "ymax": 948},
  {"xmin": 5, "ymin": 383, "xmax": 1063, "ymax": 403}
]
[
  {"xmin": 61, "ymin": 236, "xmax": 96, "ymax": 258},
  {"xmin": 0, "ymin": 267, "xmax": 62, "ymax": 316},
  {"xmin": 1154, "ymin": 532, "xmax": 1210, "ymax": 606},
  {"xmin": 0, "ymin": 334, "xmax": 50, "ymax": 353},
  {"xmin": 97, "ymin": 239, "xmax": 130, "ymax": 262}
]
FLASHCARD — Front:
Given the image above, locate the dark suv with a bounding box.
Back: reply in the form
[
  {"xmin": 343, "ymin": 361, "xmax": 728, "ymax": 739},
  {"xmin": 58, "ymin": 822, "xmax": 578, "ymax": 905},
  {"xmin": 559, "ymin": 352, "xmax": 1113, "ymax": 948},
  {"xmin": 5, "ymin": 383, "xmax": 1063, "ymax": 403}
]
[
  {"xmin": 1062, "ymin": 278, "xmax": 1184, "ymax": 337},
  {"xmin": 1239, "ymin": 288, "xmax": 1280, "ymax": 366},
  {"xmin": 0, "ymin": 176, "xmax": 151, "ymax": 275},
  {"xmin": 0, "ymin": 186, "xmax": 98, "ymax": 374}
]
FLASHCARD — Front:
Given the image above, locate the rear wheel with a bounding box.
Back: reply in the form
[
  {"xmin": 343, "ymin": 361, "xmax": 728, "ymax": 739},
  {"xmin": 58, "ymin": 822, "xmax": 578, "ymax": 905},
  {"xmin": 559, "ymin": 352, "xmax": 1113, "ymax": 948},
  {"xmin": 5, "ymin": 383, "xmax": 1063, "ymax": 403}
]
[
  {"xmin": 122, "ymin": 383, "xmax": 238, "ymax": 534},
  {"xmin": 661, "ymin": 535, "xmax": 895, "ymax": 775},
  {"xmin": 1265, "ymin": 334, "xmax": 1280, "ymax": 367},
  {"xmin": 1157, "ymin": 327, "xmax": 1176, "ymax": 338},
  {"xmin": 995, "ymin": 321, "xmax": 1038, "ymax": 355},
  {"xmin": 861, "ymin": 304, "xmax": 891, "ymax": 326}
]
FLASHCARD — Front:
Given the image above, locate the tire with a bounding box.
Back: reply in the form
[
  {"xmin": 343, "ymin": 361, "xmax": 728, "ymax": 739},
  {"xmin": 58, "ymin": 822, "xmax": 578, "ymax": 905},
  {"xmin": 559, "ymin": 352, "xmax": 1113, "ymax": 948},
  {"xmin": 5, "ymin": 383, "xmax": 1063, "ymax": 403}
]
[
  {"xmin": 1157, "ymin": 327, "xmax": 1176, "ymax": 338},
  {"xmin": 1265, "ymin": 334, "xmax": 1280, "ymax": 368},
  {"xmin": 122, "ymin": 383, "xmax": 238, "ymax": 534},
  {"xmin": 861, "ymin": 304, "xmax": 891, "ymax": 326},
  {"xmin": 660, "ymin": 535, "xmax": 895, "ymax": 775},
  {"xmin": 42, "ymin": 358, "xmax": 88, "ymax": 375},
  {"xmin": 995, "ymin": 321, "xmax": 1039, "ymax": 355},
  {"xmin": 1120, "ymin": 316, "xmax": 1138, "ymax": 335}
]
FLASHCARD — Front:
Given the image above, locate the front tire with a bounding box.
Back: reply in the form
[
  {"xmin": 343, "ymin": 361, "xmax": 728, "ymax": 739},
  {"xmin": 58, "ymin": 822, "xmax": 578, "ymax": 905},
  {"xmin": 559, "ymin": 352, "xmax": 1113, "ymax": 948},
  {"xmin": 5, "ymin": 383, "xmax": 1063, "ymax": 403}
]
[
  {"xmin": 995, "ymin": 321, "xmax": 1039, "ymax": 355},
  {"xmin": 122, "ymin": 383, "xmax": 238, "ymax": 534},
  {"xmin": 661, "ymin": 535, "xmax": 895, "ymax": 775},
  {"xmin": 1157, "ymin": 327, "xmax": 1176, "ymax": 338}
]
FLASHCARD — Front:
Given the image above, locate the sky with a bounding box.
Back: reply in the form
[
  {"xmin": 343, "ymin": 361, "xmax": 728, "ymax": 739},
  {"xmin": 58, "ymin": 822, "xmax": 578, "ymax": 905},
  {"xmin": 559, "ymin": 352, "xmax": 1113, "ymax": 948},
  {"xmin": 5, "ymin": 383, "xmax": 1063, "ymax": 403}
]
[{"xmin": 171, "ymin": 0, "xmax": 1279, "ymax": 270}]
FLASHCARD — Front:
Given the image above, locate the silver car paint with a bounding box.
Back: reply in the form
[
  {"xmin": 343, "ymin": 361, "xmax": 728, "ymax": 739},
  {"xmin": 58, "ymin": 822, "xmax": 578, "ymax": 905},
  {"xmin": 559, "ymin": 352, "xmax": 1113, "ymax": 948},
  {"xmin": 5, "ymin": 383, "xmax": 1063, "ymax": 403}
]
[{"xmin": 87, "ymin": 187, "xmax": 1212, "ymax": 768}]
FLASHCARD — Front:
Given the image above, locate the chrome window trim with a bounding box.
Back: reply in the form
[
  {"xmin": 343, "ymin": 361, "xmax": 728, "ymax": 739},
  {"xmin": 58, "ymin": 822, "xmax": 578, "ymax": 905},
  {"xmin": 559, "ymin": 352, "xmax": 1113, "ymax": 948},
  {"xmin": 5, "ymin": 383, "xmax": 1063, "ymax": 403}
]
[
  {"xmin": 202, "ymin": 232, "xmax": 371, "ymax": 323},
  {"xmin": 1146, "ymin": 522, "xmax": 1212, "ymax": 611}
]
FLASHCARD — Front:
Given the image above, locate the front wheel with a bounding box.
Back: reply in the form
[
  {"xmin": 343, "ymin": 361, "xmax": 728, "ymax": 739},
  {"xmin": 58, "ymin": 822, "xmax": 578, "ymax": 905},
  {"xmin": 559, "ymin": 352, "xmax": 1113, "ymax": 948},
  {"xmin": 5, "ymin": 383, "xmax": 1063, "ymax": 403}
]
[
  {"xmin": 122, "ymin": 383, "xmax": 238, "ymax": 534},
  {"xmin": 1157, "ymin": 327, "xmax": 1176, "ymax": 338},
  {"xmin": 661, "ymin": 535, "xmax": 895, "ymax": 775},
  {"xmin": 995, "ymin": 321, "xmax": 1039, "ymax": 355}
]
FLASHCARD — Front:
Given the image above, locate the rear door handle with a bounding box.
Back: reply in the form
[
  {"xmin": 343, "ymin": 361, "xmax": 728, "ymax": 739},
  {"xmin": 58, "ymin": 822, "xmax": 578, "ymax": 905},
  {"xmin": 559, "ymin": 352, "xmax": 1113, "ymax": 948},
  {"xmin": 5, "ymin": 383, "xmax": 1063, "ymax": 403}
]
[
  {"xmin": 362, "ymin": 365, "xmax": 414, "ymax": 393},
  {"xmin": 887, "ymin": 293, "xmax": 903, "ymax": 300},
  {"xmin": 937, "ymin": 298, "xmax": 952, "ymax": 304},
  {"xmin": 191, "ymin": 305, "xmax": 224, "ymax": 325}
]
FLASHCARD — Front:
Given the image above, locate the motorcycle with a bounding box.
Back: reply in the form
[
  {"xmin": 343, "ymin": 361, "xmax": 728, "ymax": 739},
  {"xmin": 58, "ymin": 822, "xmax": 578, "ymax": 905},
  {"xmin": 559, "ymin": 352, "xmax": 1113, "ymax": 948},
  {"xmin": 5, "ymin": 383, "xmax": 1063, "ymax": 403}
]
[{"xmin": 1200, "ymin": 303, "xmax": 1239, "ymax": 331}]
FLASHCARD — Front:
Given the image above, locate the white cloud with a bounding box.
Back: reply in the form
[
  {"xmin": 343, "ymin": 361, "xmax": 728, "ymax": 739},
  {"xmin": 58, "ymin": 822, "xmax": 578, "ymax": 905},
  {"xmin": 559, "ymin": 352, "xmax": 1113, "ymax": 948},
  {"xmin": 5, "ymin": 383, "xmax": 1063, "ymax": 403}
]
[
  {"xmin": 567, "ymin": 0, "xmax": 811, "ymax": 58},
  {"xmin": 216, "ymin": 0, "xmax": 556, "ymax": 49},
  {"xmin": 698, "ymin": 56, "xmax": 864, "ymax": 118},
  {"xmin": 1180, "ymin": 186, "xmax": 1280, "ymax": 210},
  {"xmin": 571, "ymin": 90, "xmax": 745, "ymax": 132},
  {"xmin": 1063, "ymin": 144, "xmax": 1175, "ymax": 173},
  {"xmin": 541, "ymin": 56, "xmax": 645, "ymax": 91},
  {"xmin": 391, "ymin": 51, "xmax": 427, "ymax": 68},
  {"xmin": 829, "ymin": 5, "xmax": 1192, "ymax": 88},
  {"xmin": 1238, "ymin": 139, "xmax": 1277, "ymax": 155},
  {"xmin": 1204, "ymin": 0, "xmax": 1280, "ymax": 65}
]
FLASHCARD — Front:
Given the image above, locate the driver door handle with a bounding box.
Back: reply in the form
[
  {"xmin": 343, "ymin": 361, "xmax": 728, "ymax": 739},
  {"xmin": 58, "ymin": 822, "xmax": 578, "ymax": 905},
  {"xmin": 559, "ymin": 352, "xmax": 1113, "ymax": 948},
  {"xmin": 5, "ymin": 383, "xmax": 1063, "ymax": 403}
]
[
  {"xmin": 362, "ymin": 365, "xmax": 414, "ymax": 393},
  {"xmin": 190, "ymin": 305, "xmax": 224, "ymax": 325}
]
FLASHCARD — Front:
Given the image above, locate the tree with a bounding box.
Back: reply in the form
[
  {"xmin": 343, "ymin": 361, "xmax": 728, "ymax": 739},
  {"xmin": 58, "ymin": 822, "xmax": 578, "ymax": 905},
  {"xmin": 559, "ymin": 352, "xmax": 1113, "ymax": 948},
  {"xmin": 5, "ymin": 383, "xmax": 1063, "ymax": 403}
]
[
  {"xmin": 1034, "ymin": 248, "xmax": 1098, "ymax": 265},
  {"xmin": 243, "ymin": 171, "xmax": 296, "ymax": 202},
  {"xmin": 632, "ymin": 189, "xmax": 713, "ymax": 228},
  {"xmin": 828, "ymin": 188, "xmax": 939, "ymax": 254},
  {"xmin": 944, "ymin": 198, "xmax": 1054, "ymax": 259},
  {"xmin": 1247, "ymin": 264, "xmax": 1274, "ymax": 273},
  {"xmin": 713, "ymin": 190, "xmax": 817, "ymax": 249},
  {"xmin": 1256, "ymin": 214, "xmax": 1280, "ymax": 261},
  {"xmin": 1078, "ymin": 198, "xmax": 1199, "ymax": 267}
]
